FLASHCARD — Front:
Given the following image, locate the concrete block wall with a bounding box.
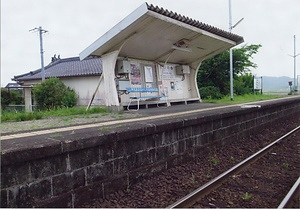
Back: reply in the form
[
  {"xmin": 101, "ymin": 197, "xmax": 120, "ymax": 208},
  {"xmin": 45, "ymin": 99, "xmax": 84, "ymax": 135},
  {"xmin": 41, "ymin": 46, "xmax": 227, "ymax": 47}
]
[{"xmin": 1, "ymin": 97, "xmax": 300, "ymax": 207}]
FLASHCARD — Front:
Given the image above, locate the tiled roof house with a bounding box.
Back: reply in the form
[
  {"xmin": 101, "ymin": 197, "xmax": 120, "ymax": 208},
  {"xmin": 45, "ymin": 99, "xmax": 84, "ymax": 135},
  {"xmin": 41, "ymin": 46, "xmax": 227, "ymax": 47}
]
[{"xmin": 13, "ymin": 56, "xmax": 104, "ymax": 107}]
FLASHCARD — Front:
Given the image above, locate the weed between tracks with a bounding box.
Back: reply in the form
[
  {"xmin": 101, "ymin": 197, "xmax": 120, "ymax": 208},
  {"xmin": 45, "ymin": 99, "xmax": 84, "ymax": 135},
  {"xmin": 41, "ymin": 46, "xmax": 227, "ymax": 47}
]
[
  {"xmin": 241, "ymin": 192, "xmax": 252, "ymax": 201},
  {"xmin": 282, "ymin": 162, "xmax": 289, "ymax": 169},
  {"xmin": 210, "ymin": 156, "xmax": 219, "ymax": 165}
]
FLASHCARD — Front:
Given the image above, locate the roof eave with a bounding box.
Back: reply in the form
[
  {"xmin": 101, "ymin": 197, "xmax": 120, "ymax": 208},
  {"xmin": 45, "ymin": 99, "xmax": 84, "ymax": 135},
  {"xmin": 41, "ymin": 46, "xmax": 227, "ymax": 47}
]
[
  {"xmin": 79, "ymin": 2, "xmax": 244, "ymax": 63},
  {"xmin": 79, "ymin": 3, "xmax": 149, "ymax": 60}
]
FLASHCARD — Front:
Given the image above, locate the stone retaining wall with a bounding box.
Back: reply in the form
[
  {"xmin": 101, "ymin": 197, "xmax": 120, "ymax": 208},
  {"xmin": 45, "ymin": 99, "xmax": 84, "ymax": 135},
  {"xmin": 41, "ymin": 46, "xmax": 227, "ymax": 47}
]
[{"xmin": 1, "ymin": 97, "xmax": 300, "ymax": 207}]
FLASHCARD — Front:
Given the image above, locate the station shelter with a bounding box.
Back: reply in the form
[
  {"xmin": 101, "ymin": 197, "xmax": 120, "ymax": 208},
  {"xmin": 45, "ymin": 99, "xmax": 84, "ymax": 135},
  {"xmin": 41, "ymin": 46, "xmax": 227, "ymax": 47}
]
[{"xmin": 80, "ymin": 3, "xmax": 244, "ymax": 111}]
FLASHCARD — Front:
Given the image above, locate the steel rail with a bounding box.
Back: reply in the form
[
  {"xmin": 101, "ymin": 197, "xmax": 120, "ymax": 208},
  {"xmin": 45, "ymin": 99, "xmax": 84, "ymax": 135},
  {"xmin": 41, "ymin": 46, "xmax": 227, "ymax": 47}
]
[
  {"xmin": 167, "ymin": 125, "xmax": 300, "ymax": 208},
  {"xmin": 277, "ymin": 176, "xmax": 300, "ymax": 209}
]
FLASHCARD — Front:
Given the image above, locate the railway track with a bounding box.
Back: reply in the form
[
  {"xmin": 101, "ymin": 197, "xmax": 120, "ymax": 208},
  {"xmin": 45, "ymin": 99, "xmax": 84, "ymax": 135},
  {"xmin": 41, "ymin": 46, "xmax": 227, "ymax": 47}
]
[
  {"xmin": 278, "ymin": 176, "xmax": 300, "ymax": 209},
  {"xmin": 168, "ymin": 126, "xmax": 300, "ymax": 208}
]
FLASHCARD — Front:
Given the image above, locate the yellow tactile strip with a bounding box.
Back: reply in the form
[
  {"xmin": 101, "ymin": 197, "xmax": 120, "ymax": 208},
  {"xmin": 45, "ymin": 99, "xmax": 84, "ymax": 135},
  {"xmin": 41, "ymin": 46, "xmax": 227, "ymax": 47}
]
[{"xmin": 1, "ymin": 96, "xmax": 298, "ymax": 141}]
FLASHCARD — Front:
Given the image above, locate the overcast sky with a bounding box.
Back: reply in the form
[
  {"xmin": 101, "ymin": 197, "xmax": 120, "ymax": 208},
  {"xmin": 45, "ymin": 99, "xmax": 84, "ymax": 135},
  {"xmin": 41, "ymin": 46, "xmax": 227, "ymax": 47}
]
[{"xmin": 1, "ymin": 0, "xmax": 299, "ymax": 86}]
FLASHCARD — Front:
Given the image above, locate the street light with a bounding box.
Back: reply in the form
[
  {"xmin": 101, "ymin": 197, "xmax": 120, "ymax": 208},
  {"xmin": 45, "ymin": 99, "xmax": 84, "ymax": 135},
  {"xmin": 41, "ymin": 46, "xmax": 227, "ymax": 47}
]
[{"xmin": 229, "ymin": 0, "xmax": 243, "ymax": 100}]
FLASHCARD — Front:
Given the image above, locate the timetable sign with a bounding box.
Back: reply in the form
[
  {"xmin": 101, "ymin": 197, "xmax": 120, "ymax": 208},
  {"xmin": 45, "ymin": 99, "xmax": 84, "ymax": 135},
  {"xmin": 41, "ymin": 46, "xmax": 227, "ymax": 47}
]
[{"xmin": 254, "ymin": 78, "xmax": 262, "ymax": 90}]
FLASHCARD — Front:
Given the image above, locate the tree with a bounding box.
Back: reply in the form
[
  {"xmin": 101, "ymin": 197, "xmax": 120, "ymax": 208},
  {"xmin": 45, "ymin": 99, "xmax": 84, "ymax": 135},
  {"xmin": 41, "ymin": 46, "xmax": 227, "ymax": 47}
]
[
  {"xmin": 234, "ymin": 73, "xmax": 254, "ymax": 95},
  {"xmin": 197, "ymin": 44, "xmax": 261, "ymax": 97},
  {"xmin": 33, "ymin": 78, "xmax": 77, "ymax": 110}
]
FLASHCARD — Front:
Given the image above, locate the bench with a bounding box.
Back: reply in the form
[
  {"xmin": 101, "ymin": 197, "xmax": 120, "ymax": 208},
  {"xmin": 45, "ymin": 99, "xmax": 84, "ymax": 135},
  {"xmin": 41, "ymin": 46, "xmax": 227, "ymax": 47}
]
[{"xmin": 126, "ymin": 87, "xmax": 167, "ymax": 110}]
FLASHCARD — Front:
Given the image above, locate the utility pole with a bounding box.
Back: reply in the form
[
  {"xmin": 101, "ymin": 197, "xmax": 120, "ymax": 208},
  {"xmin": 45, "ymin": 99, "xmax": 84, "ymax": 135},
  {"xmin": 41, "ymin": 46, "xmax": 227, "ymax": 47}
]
[
  {"xmin": 30, "ymin": 26, "xmax": 48, "ymax": 81},
  {"xmin": 292, "ymin": 35, "xmax": 299, "ymax": 91},
  {"xmin": 229, "ymin": 0, "xmax": 233, "ymax": 100},
  {"xmin": 228, "ymin": 0, "xmax": 244, "ymax": 100}
]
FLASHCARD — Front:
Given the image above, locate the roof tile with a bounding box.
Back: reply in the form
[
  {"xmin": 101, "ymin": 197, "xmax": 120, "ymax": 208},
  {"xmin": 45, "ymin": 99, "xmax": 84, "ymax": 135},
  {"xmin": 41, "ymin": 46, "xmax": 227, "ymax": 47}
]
[
  {"xmin": 14, "ymin": 57, "xmax": 102, "ymax": 81},
  {"xmin": 146, "ymin": 3, "xmax": 244, "ymax": 44}
]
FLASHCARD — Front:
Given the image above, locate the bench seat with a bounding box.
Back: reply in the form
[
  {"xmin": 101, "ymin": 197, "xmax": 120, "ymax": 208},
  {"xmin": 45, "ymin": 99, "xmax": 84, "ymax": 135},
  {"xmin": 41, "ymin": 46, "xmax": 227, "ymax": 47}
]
[{"xmin": 126, "ymin": 87, "xmax": 167, "ymax": 110}]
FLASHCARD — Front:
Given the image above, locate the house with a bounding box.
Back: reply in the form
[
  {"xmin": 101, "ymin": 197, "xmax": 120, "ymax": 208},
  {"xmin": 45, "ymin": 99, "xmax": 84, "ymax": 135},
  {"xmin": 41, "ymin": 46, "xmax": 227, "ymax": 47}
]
[
  {"xmin": 13, "ymin": 56, "xmax": 103, "ymax": 111},
  {"xmin": 79, "ymin": 2, "xmax": 244, "ymax": 111}
]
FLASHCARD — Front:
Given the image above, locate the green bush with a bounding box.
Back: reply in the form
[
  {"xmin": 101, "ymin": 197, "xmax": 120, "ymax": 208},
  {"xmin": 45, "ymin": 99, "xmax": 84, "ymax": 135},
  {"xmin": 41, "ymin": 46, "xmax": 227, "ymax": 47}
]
[
  {"xmin": 62, "ymin": 87, "xmax": 77, "ymax": 108},
  {"xmin": 199, "ymin": 86, "xmax": 223, "ymax": 99},
  {"xmin": 234, "ymin": 73, "xmax": 254, "ymax": 95},
  {"xmin": 1, "ymin": 89, "xmax": 10, "ymax": 108},
  {"xmin": 1, "ymin": 88, "xmax": 24, "ymax": 109},
  {"xmin": 33, "ymin": 78, "xmax": 77, "ymax": 110}
]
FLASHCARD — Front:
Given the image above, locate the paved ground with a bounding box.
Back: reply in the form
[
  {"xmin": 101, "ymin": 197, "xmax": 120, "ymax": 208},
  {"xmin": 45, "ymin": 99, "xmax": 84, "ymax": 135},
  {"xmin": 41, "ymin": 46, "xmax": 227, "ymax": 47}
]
[
  {"xmin": 131, "ymin": 102, "xmax": 227, "ymax": 116},
  {"xmin": 1, "ymin": 102, "xmax": 227, "ymax": 140}
]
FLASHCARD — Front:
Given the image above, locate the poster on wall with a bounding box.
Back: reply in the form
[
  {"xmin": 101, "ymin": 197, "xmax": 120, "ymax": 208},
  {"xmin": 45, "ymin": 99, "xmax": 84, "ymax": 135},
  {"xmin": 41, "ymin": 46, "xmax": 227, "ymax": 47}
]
[
  {"xmin": 130, "ymin": 64, "xmax": 141, "ymax": 85},
  {"xmin": 144, "ymin": 66, "xmax": 154, "ymax": 83},
  {"xmin": 175, "ymin": 79, "xmax": 183, "ymax": 94},
  {"xmin": 161, "ymin": 80, "xmax": 169, "ymax": 96},
  {"xmin": 158, "ymin": 65, "xmax": 176, "ymax": 80}
]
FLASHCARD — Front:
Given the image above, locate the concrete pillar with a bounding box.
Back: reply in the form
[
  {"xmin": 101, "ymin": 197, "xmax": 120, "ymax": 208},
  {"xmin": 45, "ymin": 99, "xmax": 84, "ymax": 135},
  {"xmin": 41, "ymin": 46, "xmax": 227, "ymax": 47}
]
[
  {"xmin": 24, "ymin": 88, "xmax": 32, "ymax": 112},
  {"xmin": 101, "ymin": 50, "xmax": 120, "ymax": 109},
  {"xmin": 188, "ymin": 61, "xmax": 202, "ymax": 102}
]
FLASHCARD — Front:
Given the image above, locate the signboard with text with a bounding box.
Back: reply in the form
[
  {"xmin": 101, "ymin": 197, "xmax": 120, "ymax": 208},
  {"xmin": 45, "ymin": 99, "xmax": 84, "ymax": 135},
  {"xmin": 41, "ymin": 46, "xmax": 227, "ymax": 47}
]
[{"xmin": 254, "ymin": 77, "xmax": 262, "ymax": 90}]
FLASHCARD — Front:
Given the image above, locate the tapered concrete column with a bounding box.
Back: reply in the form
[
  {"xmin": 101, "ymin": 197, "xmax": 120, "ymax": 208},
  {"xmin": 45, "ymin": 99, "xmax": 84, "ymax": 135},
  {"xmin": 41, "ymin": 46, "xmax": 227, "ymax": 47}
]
[
  {"xmin": 101, "ymin": 50, "xmax": 120, "ymax": 109},
  {"xmin": 24, "ymin": 88, "xmax": 32, "ymax": 112},
  {"xmin": 188, "ymin": 60, "xmax": 202, "ymax": 102},
  {"xmin": 194, "ymin": 61, "xmax": 202, "ymax": 102}
]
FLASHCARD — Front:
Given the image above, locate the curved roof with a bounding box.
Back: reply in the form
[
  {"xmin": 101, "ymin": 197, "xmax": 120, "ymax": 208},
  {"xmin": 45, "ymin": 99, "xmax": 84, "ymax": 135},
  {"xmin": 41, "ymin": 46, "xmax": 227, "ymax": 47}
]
[
  {"xmin": 14, "ymin": 57, "xmax": 102, "ymax": 82},
  {"xmin": 80, "ymin": 2, "xmax": 244, "ymax": 69},
  {"xmin": 146, "ymin": 3, "xmax": 243, "ymax": 44}
]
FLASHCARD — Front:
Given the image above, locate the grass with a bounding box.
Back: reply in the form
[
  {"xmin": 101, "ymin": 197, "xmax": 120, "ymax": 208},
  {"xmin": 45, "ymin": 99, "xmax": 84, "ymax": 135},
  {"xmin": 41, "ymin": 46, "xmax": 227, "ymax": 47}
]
[
  {"xmin": 242, "ymin": 192, "xmax": 252, "ymax": 200},
  {"xmin": 210, "ymin": 156, "xmax": 219, "ymax": 166},
  {"xmin": 282, "ymin": 162, "xmax": 289, "ymax": 169},
  {"xmin": 202, "ymin": 94, "xmax": 285, "ymax": 104},
  {"xmin": 1, "ymin": 93, "xmax": 289, "ymax": 123},
  {"xmin": 1, "ymin": 106, "xmax": 110, "ymax": 122}
]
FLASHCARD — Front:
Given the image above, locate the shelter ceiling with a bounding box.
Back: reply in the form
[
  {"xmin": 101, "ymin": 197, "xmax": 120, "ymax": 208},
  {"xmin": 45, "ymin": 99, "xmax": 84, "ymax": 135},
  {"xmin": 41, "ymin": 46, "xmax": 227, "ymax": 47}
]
[{"xmin": 80, "ymin": 3, "xmax": 243, "ymax": 68}]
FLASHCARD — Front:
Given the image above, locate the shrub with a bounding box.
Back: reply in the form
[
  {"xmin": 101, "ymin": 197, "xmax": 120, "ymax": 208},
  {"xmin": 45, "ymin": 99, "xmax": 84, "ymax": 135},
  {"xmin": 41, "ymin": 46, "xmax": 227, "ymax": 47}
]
[
  {"xmin": 62, "ymin": 87, "xmax": 77, "ymax": 108},
  {"xmin": 199, "ymin": 86, "xmax": 223, "ymax": 99},
  {"xmin": 1, "ymin": 88, "xmax": 24, "ymax": 109},
  {"xmin": 234, "ymin": 73, "xmax": 254, "ymax": 95},
  {"xmin": 1, "ymin": 89, "xmax": 11, "ymax": 108},
  {"xmin": 33, "ymin": 78, "xmax": 77, "ymax": 110}
]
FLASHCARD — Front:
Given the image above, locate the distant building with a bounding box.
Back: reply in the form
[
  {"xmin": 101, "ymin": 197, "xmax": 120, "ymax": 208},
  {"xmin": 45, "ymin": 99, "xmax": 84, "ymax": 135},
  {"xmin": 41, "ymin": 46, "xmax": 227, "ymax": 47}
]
[{"xmin": 4, "ymin": 83, "xmax": 22, "ymax": 90}]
